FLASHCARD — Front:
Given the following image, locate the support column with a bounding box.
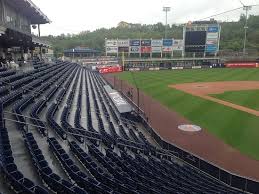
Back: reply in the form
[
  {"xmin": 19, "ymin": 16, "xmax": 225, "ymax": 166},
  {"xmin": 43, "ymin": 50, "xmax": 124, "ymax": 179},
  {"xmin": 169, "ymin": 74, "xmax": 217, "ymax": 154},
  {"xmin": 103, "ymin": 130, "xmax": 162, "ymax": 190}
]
[{"xmin": 38, "ymin": 24, "xmax": 42, "ymax": 60}]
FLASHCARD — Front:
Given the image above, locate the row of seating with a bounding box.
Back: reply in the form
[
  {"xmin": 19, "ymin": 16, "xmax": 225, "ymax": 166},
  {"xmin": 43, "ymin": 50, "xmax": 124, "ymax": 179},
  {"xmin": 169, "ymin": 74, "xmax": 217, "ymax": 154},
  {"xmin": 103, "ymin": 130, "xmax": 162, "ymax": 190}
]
[
  {"xmin": 90, "ymin": 71, "xmax": 246, "ymax": 193},
  {"xmin": 31, "ymin": 99, "xmax": 47, "ymax": 136},
  {"xmin": 0, "ymin": 69, "xmax": 16, "ymax": 78},
  {"xmin": 69, "ymin": 141, "xmax": 137, "ymax": 194},
  {"xmin": 0, "ymin": 86, "xmax": 8, "ymax": 97},
  {"xmin": 0, "ymin": 61, "xmax": 76, "ymax": 193},
  {"xmin": 91, "ymin": 72, "xmax": 170, "ymax": 156},
  {"xmin": 33, "ymin": 61, "xmax": 49, "ymax": 70},
  {"xmin": 48, "ymin": 137, "xmax": 112, "ymax": 194},
  {"xmin": 0, "ymin": 125, "xmax": 48, "ymax": 194},
  {"xmin": 60, "ymin": 68, "xmax": 101, "ymax": 144},
  {"xmin": 46, "ymin": 64, "xmax": 79, "ymax": 140},
  {"xmin": 81, "ymin": 74, "xmax": 178, "ymax": 192},
  {"xmin": 89, "ymin": 72, "xmax": 148, "ymax": 151},
  {"xmin": 0, "ymin": 61, "xmax": 247, "ymax": 194},
  {"xmin": 0, "ymin": 67, "xmax": 7, "ymax": 72},
  {"xmin": 24, "ymin": 133, "xmax": 86, "ymax": 194},
  {"xmin": 0, "ymin": 90, "xmax": 23, "ymax": 108}
]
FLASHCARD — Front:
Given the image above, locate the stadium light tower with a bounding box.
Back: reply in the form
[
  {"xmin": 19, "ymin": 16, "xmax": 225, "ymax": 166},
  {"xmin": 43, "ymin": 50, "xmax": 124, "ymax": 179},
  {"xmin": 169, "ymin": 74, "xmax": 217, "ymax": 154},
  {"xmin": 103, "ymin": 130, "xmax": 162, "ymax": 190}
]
[
  {"xmin": 163, "ymin": 6, "xmax": 171, "ymax": 39},
  {"xmin": 239, "ymin": 0, "xmax": 252, "ymax": 57}
]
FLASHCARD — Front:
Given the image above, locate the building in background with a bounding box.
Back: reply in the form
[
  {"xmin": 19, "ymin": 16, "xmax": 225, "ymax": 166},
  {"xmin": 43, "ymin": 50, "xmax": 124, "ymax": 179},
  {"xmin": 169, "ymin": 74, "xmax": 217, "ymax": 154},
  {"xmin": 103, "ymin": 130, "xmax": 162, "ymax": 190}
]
[
  {"xmin": 64, "ymin": 47, "xmax": 101, "ymax": 59},
  {"xmin": 0, "ymin": 0, "xmax": 50, "ymax": 65}
]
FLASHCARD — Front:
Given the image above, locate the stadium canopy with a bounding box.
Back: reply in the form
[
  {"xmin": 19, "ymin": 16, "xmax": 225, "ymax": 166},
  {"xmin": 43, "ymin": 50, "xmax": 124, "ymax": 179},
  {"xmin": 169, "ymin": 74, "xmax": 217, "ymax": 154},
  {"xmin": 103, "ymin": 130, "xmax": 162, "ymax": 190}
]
[{"xmin": 5, "ymin": 0, "xmax": 50, "ymax": 24}]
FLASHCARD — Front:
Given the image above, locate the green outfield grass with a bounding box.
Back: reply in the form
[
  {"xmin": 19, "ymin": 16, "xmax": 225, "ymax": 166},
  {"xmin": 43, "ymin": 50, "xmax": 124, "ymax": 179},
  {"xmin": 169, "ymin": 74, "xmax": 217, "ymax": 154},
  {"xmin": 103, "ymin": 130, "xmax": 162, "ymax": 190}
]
[
  {"xmin": 211, "ymin": 90, "xmax": 259, "ymax": 111},
  {"xmin": 118, "ymin": 68, "xmax": 259, "ymax": 160}
]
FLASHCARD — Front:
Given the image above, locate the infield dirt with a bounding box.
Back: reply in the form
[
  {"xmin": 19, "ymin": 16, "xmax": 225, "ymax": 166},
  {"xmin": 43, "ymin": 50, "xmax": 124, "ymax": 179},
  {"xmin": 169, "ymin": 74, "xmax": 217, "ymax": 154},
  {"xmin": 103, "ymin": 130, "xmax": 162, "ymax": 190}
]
[{"xmin": 169, "ymin": 81, "xmax": 259, "ymax": 116}]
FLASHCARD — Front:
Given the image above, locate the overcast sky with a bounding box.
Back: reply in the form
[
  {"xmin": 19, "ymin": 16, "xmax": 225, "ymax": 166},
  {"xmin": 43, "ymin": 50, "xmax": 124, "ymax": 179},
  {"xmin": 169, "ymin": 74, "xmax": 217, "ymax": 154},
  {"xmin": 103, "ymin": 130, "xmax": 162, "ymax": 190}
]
[{"xmin": 31, "ymin": 0, "xmax": 259, "ymax": 36}]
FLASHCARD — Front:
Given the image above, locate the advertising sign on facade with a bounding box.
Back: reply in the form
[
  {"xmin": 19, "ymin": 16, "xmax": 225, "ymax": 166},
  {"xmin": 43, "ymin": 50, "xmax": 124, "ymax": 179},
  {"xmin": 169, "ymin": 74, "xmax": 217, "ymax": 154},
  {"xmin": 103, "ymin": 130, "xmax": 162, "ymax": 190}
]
[
  {"xmin": 162, "ymin": 46, "xmax": 173, "ymax": 52},
  {"xmin": 118, "ymin": 47, "xmax": 129, "ymax": 52},
  {"xmin": 151, "ymin": 39, "xmax": 163, "ymax": 47},
  {"xmin": 141, "ymin": 40, "xmax": 151, "ymax": 46},
  {"xmin": 117, "ymin": 39, "xmax": 129, "ymax": 47},
  {"xmin": 106, "ymin": 40, "xmax": 117, "ymax": 47},
  {"xmin": 206, "ymin": 33, "xmax": 218, "ymax": 39},
  {"xmin": 163, "ymin": 39, "xmax": 173, "ymax": 46},
  {"xmin": 130, "ymin": 46, "xmax": 140, "ymax": 53},
  {"xmin": 208, "ymin": 26, "xmax": 219, "ymax": 33},
  {"xmin": 152, "ymin": 47, "xmax": 162, "ymax": 53},
  {"xmin": 130, "ymin": 40, "xmax": 140, "ymax": 46},
  {"xmin": 106, "ymin": 47, "xmax": 118, "ymax": 53},
  {"xmin": 206, "ymin": 40, "xmax": 218, "ymax": 45},
  {"xmin": 206, "ymin": 45, "xmax": 217, "ymax": 52},
  {"xmin": 172, "ymin": 39, "xmax": 183, "ymax": 51},
  {"xmin": 141, "ymin": 46, "xmax": 152, "ymax": 53}
]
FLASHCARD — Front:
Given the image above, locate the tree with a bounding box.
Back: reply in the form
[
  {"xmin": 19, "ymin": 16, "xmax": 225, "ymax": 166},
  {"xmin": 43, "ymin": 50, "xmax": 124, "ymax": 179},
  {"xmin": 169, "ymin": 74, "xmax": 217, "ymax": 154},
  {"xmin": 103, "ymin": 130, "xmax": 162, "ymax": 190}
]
[{"xmin": 43, "ymin": 15, "xmax": 259, "ymax": 56}]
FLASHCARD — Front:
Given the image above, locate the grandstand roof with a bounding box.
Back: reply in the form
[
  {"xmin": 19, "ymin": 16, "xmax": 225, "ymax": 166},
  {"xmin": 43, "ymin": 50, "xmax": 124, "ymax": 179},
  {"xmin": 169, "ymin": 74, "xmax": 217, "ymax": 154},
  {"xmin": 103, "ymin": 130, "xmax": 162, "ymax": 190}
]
[{"xmin": 6, "ymin": 0, "xmax": 50, "ymax": 24}]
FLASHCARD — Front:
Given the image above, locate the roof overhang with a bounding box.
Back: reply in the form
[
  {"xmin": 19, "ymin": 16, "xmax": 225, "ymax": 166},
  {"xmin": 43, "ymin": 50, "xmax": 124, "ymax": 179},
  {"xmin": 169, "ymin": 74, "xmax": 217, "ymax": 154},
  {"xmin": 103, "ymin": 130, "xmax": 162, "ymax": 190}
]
[
  {"xmin": 5, "ymin": 0, "xmax": 51, "ymax": 24},
  {"xmin": 0, "ymin": 28, "xmax": 32, "ymax": 48},
  {"xmin": 32, "ymin": 36, "xmax": 51, "ymax": 48}
]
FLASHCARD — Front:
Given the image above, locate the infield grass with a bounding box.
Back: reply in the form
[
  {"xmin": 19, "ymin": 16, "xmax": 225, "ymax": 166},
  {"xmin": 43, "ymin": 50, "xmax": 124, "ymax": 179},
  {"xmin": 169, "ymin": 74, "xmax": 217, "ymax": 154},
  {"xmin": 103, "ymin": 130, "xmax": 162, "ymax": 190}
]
[
  {"xmin": 118, "ymin": 68, "xmax": 259, "ymax": 160},
  {"xmin": 211, "ymin": 90, "xmax": 259, "ymax": 111}
]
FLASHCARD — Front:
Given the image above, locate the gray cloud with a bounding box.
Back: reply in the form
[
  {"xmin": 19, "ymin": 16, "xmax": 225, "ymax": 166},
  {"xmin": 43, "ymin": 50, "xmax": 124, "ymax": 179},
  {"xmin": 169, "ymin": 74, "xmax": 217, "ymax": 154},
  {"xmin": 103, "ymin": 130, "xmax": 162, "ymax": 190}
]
[{"xmin": 32, "ymin": 0, "xmax": 259, "ymax": 35}]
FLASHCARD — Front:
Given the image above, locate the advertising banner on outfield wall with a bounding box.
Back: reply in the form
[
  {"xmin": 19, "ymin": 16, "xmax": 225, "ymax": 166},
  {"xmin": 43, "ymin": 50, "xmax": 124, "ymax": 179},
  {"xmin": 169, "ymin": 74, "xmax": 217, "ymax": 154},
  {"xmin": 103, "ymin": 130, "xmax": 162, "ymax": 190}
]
[
  {"xmin": 141, "ymin": 40, "xmax": 151, "ymax": 46},
  {"xmin": 117, "ymin": 39, "xmax": 129, "ymax": 47},
  {"xmin": 130, "ymin": 46, "xmax": 140, "ymax": 53},
  {"xmin": 106, "ymin": 46, "xmax": 118, "ymax": 53},
  {"xmin": 141, "ymin": 46, "xmax": 152, "ymax": 53},
  {"xmin": 118, "ymin": 47, "xmax": 129, "ymax": 52},
  {"xmin": 151, "ymin": 39, "xmax": 163, "ymax": 47},
  {"xmin": 99, "ymin": 66, "xmax": 123, "ymax": 74},
  {"xmin": 163, "ymin": 39, "xmax": 173, "ymax": 47},
  {"xmin": 106, "ymin": 40, "xmax": 118, "ymax": 47},
  {"xmin": 152, "ymin": 46, "xmax": 162, "ymax": 53},
  {"xmin": 162, "ymin": 46, "xmax": 173, "ymax": 52},
  {"xmin": 130, "ymin": 40, "xmax": 140, "ymax": 46},
  {"xmin": 226, "ymin": 63, "xmax": 259, "ymax": 68},
  {"xmin": 172, "ymin": 39, "xmax": 183, "ymax": 51}
]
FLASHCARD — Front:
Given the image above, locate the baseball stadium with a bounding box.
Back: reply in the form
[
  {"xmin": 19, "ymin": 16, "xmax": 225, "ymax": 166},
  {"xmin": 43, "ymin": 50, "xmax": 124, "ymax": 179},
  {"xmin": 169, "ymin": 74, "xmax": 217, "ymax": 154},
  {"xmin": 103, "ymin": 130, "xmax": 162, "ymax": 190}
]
[{"xmin": 0, "ymin": 0, "xmax": 259, "ymax": 194}]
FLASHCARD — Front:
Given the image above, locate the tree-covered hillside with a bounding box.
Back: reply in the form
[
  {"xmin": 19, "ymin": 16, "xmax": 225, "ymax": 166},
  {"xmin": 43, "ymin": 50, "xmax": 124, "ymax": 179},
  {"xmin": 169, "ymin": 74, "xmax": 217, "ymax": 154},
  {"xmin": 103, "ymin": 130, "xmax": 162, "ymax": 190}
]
[{"xmin": 44, "ymin": 15, "xmax": 259, "ymax": 57}]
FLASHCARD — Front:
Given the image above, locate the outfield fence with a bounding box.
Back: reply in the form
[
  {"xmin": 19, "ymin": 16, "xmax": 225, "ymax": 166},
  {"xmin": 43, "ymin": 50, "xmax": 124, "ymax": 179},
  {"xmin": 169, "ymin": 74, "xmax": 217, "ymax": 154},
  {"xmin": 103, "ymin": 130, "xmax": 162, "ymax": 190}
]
[{"xmin": 103, "ymin": 73, "xmax": 259, "ymax": 194}]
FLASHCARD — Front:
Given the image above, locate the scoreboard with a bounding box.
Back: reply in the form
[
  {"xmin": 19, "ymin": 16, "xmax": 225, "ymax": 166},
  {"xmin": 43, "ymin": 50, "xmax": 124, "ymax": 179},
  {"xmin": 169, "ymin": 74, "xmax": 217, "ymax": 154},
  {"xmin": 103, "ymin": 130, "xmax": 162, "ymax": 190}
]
[{"xmin": 184, "ymin": 22, "xmax": 221, "ymax": 55}]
